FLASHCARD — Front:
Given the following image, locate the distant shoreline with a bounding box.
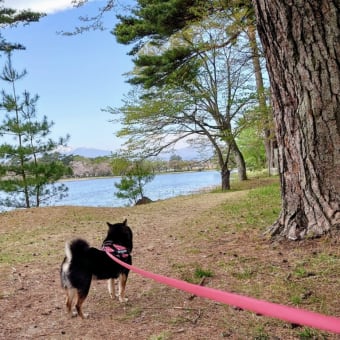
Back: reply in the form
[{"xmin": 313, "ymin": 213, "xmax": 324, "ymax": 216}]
[{"xmin": 59, "ymin": 169, "xmax": 219, "ymax": 183}]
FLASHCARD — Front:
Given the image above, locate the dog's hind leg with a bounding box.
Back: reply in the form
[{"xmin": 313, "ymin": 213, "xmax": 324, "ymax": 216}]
[
  {"xmin": 74, "ymin": 280, "xmax": 91, "ymax": 319},
  {"xmin": 75, "ymin": 291, "xmax": 89, "ymax": 319},
  {"xmin": 107, "ymin": 278, "xmax": 115, "ymax": 299},
  {"xmin": 118, "ymin": 273, "xmax": 128, "ymax": 302}
]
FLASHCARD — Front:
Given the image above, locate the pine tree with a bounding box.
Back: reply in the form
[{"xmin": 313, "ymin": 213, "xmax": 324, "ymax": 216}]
[
  {"xmin": 113, "ymin": 158, "xmax": 155, "ymax": 205},
  {"xmin": 0, "ymin": 52, "xmax": 70, "ymax": 208},
  {"xmin": 0, "ymin": 1, "xmax": 43, "ymax": 52}
]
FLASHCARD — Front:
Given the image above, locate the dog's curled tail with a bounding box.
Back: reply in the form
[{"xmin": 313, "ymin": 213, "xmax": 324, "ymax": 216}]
[{"xmin": 65, "ymin": 238, "xmax": 90, "ymax": 261}]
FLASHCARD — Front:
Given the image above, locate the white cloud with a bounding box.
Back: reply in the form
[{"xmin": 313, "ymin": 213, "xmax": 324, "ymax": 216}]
[{"xmin": 3, "ymin": 0, "xmax": 75, "ymax": 14}]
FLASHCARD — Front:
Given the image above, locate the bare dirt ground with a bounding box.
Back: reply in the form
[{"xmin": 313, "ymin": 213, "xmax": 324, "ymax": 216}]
[{"xmin": 0, "ymin": 178, "xmax": 339, "ymax": 339}]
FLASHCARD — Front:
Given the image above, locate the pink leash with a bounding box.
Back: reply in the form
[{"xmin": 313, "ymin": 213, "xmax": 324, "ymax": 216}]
[{"xmin": 104, "ymin": 248, "xmax": 340, "ymax": 334}]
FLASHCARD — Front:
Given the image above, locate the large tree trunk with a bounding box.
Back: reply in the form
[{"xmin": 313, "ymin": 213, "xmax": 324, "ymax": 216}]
[{"xmin": 253, "ymin": 0, "xmax": 340, "ymax": 239}]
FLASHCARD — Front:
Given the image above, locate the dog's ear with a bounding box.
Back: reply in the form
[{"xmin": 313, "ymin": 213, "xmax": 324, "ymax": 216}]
[
  {"xmin": 107, "ymin": 222, "xmax": 112, "ymax": 228},
  {"xmin": 123, "ymin": 219, "xmax": 127, "ymax": 226}
]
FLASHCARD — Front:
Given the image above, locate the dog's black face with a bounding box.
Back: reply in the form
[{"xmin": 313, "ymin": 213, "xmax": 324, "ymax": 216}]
[{"xmin": 104, "ymin": 219, "xmax": 133, "ymax": 253}]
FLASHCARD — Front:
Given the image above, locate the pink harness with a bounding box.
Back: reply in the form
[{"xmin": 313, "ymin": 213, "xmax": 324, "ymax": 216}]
[{"xmin": 103, "ymin": 244, "xmax": 129, "ymax": 259}]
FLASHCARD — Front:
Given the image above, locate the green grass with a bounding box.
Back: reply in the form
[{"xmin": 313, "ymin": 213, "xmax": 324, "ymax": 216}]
[
  {"xmin": 148, "ymin": 331, "xmax": 170, "ymax": 340},
  {"xmin": 194, "ymin": 266, "xmax": 213, "ymax": 279},
  {"xmin": 232, "ymin": 267, "xmax": 254, "ymax": 280},
  {"xmin": 218, "ymin": 181, "xmax": 281, "ymax": 232},
  {"xmin": 173, "ymin": 264, "xmax": 214, "ymax": 283},
  {"xmin": 298, "ymin": 327, "xmax": 325, "ymax": 339}
]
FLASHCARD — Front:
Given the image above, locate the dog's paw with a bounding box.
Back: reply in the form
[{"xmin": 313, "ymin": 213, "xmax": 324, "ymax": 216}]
[
  {"xmin": 118, "ymin": 296, "xmax": 129, "ymax": 303},
  {"xmin": 71, "ymin": 311, "xmax": 89, "ymax": 319}
]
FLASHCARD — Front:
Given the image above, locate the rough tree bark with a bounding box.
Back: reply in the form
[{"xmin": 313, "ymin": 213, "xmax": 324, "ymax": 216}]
[
  {"xmin": 253, "ymin": 0, "xmax": 340, "ymax": 239},
  {"xmin": 221, "ymin": 166, "xmax": 231, "ymax": 191}
]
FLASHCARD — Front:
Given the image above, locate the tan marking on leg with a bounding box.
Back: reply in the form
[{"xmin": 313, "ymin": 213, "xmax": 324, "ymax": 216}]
[
  {"xmin": 107, "ymin": 278, "xmax": 115, "ymax": 299},
  {"xmin": 65, "ymin": 288, "xmax": 76, "ymax": 314},
  {"xmin": 118, "ymin": 273, "xmax": 128, "ymax": 302},
  {"xmin": 75, "ymin": 292, "xmax": 88, "ymax": 319}
]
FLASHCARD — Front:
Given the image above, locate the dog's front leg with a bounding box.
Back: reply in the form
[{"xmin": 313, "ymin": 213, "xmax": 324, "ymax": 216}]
[{"xmin": 118, "ymin": 273, "xmax": 128, "ymax": 302}]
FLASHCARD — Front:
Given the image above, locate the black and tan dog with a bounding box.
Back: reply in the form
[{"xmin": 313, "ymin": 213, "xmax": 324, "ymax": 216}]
[{"xmin": 60, "ymin": 219, "xmax": 133, "ymax": 318}]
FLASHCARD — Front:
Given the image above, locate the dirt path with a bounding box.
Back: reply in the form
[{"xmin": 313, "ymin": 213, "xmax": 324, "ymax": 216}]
[{"xmin": 0, "ymin": 192, "xmax": 238, "ymax": 340}]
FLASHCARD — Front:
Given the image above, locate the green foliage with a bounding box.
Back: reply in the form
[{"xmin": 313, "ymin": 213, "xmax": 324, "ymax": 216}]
[
  {"xmin": 128, "ymin": 46, "xmax": 199, "ymax": 88},
  {"xmin": 0, "ymin": 2, "xmax": 44, "ymax": 52},
  {"xmin": 114, "ymin": 0, "xmax": 204, "ymax": 47},
  {"xmin": 113, "ymin": 0, "xmax": 254, "ymax": 87},
  {"xmin": 114, "ymin": 159, "xmax": 155, "ymax": 205},
  {"xmin": 112, "ymin": 31, "xmax": 257, "ymax": 189},
  {"xmin": 111, "ymin": 154, "xmax": 131, "ymax": 176},
  {"xmin": 0, "ymin": 52, "xmax": 70, "ymax": 208},
  {"xmin": 114, "ymin": 176, "xmax": 140, "ymax": 203},
  {"xmin": 237, "ymin": 125, "xmax": 266, "ymax": 170},
  {"xmin": 0, "ymin": 4, "xmax": 43, "ymax": 26},
  {"xmin": 111, "ymin": 0, "xmax": 263, "ymax": 191}
]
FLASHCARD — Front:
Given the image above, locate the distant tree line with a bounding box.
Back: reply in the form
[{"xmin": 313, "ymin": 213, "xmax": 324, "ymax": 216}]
[{"xmin": 63, "ymin": 154, "xmax": 220, "ymax": 179}]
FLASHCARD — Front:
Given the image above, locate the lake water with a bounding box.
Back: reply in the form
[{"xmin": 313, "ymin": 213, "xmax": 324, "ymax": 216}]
[{"xmin": 52, "ymin": 170, "xmax": 221, "ymax": 207}]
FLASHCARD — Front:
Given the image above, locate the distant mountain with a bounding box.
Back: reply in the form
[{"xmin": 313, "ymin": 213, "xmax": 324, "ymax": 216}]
[
  {"xmin": 66, "ymin": 147, "xmax": 112, "ymax": 158},
  {"xmin": 62, "ymin": 146, "xmax": 212, "ymax": 160}
]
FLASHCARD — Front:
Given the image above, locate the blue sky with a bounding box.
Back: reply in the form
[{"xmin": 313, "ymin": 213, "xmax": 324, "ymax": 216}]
[{"xmin": 1, "ymin": 0, "xmax": 134, "ymax": 152}]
